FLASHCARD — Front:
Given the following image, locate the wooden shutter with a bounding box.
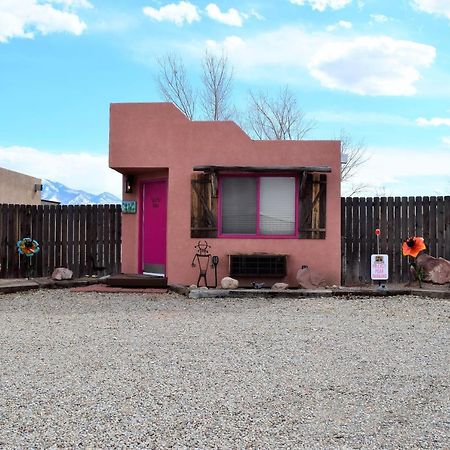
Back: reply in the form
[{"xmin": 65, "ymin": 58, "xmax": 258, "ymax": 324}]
[
  {"xmin": 298, "ymin": 173, "xmax": 327, "ymax": 239},
  {"xmin": 191, "ymin": 173, "xmax": 218, "ymax": 238}
]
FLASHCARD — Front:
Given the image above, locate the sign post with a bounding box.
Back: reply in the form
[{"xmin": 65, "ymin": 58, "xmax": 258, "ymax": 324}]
[{"xmin": 371, "ymin": 228, "xmax": 388, "ymax": 285}]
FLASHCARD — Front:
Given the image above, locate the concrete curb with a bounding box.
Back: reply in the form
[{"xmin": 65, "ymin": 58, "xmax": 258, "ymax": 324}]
[
  {"xmin": 1, "ymin": 279, "xmax": 449, "ymax": 299},
  {"xmin": 0, "ymin": 278, "xmax": 106, "ymax": 295},
  {"xmin": 0, "ymin": 280, "xmax": 40, "ymax": 294},
  {"xmin": 186, "ymin": 287, "xmax": 450, "ymax": 299}
]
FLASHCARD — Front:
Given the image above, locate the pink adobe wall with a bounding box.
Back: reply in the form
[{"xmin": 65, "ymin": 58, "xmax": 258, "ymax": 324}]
[{"xmin": 110, "ymin": 103, "xmax": 342, "ymax": 286}]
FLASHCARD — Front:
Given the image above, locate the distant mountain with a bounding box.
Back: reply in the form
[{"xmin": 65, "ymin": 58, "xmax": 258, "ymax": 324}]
[{"xmin": 42, "ymin": 179, "xmax": 121, "ymax": 205}]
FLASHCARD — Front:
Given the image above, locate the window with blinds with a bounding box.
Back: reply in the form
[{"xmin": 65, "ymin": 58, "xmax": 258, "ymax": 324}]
[{"xmin": 220, "ymin": 175, "xmax": 296, "ymax": 237}]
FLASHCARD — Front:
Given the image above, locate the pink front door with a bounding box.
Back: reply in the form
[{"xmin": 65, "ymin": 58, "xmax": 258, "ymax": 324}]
[{"xmin": 142, "ymin": 180, "xmax": 167, "ymax": 275}]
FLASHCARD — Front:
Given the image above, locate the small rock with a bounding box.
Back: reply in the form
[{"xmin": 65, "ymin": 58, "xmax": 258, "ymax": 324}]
[
  {"xmin": 198, "ymin": 286, "xmax": 209, "ymax": 291},
  {"xmin": 189, "ymin": 284, "xmax": 198, "ymax": 290},
  {"xmin": 271, "ymin": 282, "xmax": 289, "ymax": 290},
  {"xmin": 52, "ymin": 267, "xmax": 73, "ymax": 281},
  {"xmin": 221, "ymin": 277, "xmax": 239, "ymax": 289},
  {"xmin": 296, "ymin": 266, "xmax": 326, "ymax": 289}
]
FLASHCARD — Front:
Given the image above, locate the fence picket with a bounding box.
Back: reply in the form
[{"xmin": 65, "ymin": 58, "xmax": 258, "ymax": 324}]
[
  {"xmin": 437, "ymin": 197, "xmax": 445, "ymax": 258},
  {"xmin": 393, "ymin": 197, "xmax": 401, "ymax": 282},
  {"xmin": 115, "ymin": 205, "xmax": 121, "ymax": 274},
  {"xmin": 0, "ymin": 205, "xmax": 5, "ymax": 277},
  {"xmin": 79, "ymin": 205, "xmax": 87, "ymax": 275},
  {"xmin": 387, "ymin": 197, "xmax": 394, "ymax": 281},
  {"xmin": 73, "ymin": 206, "xmax": 80, "ymax": 278},
  {"xmin": 359, "ymin": 198, "xmax": 368, "ymax": 282}
]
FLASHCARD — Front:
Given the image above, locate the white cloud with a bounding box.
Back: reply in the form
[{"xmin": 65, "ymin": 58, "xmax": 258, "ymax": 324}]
[
  {"xmin": 290, "ymin": 0, "xmax": 352, "ymax": 11},
  {"xmin": 0, "ymin": 146, "xmax": 121, "ymax": 197},
  {"xmin": 206, "ymin": 28, "xmax": 436, "ymax": 96},
  {"xmin": 350, "ymin": 146, "xmax": 450, "ymax": 194},
  {"xmin": 370, "ymin": 14, "xmax": 390, "ymax": 23},
  {"xmin": 442, "ymin": 136, "xmax": 450, "ymax": 145},
  {"xmin": 143, "ymin": 1, "xmax": 200, "ymax": 26},
  {"xmin": 47, "ymin": 0, "xmax": 93, "ymax": 8},
  {"xmin": 206, "ymin": 35, "xmax": 246, "ymax": 53},
  {"xmin": 326, "ymin": 20, "xmax": 352, "ymax": 31},
  {"xmin": 205, "ymin": 27, "xmax": 320, "ymax": 79},
  {"xmin": 313, "ymin": 110, "xmax": 414, "ymax": 126},
  {"xmin": 205, "ymin": 3, "xmax": 245, "ymax": 27},
  {"xmin": 249, "ymin": 9, "xmax": 264, "ymax": 20},
  {"xmin": 416, "ymin": 117, "xmax": 450, "ymax": 126},
  {"xmin": 308, "ymin": 36, "xmax": 436, "ymax": 96},
  {"xmin": 411, "ymin": 0, "xmax": 450, "ymax": 19},
  {"xmin": 0, "ymin": 0, "xmax": 88, "ymax": 43}
]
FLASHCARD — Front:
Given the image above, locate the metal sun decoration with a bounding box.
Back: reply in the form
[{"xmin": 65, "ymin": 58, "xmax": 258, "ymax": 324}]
[
  {"xmin": 17, "ymin": 237, "xmax": 40, "ymax": 257},
  {"xmin": 17, "ymin": 237, "xmax": 40, "ymax": 279}
]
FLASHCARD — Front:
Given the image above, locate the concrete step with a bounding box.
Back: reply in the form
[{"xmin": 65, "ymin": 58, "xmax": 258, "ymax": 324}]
[{"xmin": 106, "ymin": 274, "xmax": 168, "ymax": 288}]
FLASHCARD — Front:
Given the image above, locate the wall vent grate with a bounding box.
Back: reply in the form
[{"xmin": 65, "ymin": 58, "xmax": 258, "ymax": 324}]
[{"xmin": 229, "ymin": 254, "xmax": 287, "ymax": 278}]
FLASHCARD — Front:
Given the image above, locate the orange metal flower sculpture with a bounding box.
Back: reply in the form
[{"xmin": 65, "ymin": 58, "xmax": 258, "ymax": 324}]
[{"xmin": 402, "ymin": 236, "xmax": 426, "ymax": 258}]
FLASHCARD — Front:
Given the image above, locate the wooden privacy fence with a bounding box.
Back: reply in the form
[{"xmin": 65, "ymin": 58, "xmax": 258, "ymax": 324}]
[
  {"xmin": 342, "ymin": 196, "xmax": 450, "ymax": 285},
  {"xmin": 0, "ymin": 204, "xmax": 121, "ymax": 279}
]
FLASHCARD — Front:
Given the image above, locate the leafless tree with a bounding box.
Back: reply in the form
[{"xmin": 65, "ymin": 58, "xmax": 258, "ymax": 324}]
[
  {"xmin": 201, "ymin": 51, "xmax": 234, "ymax": 120},
  {"xmin": 155, "ymin": 57, "xmax": 369, "ymax": 189},
  {"xmin": 246, "ymin": 86, "xmax": 316, "ymax": 140},
  {"xmin": 339, "ymin": 129, "xmax": 370, "ymax": 196},
  {"xmin": 156, "ymin": 53, "xmax": 196, "ymax": 119}
]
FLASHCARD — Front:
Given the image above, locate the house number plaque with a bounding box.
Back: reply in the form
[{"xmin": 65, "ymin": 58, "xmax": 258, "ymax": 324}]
[{"xmin": 122, "ymin": 200, "xmax": 137, "ymax": 214}]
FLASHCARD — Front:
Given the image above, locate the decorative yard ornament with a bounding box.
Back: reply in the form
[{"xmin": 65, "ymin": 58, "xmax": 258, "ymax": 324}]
[
  {"xmin": 16, "ymin": 237, "xmax": 40, "ymax": 279},
  {"xmin": 402, "ymin": 236, "xmax": 427, "ymax": 287},
  {"xmin": 191, "ymin": 241, "xmax": 212, "ymax": 287},
  {"xmin": 402, "ymin": 236, "xmax": 426, "ymax": 258},
  {"xmin": 211, "ymin": 255, "xmax": 219, "ymax": 288},
  {"xmin": 17, "ymin": 237, "xmax": 40, "ymax": 257}
]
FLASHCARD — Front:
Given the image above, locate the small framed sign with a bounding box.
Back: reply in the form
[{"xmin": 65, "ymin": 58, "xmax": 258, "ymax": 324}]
[
  {"xmin": 371, "ymin": 254, "xmax": 388, "ymax": 280},
  {"xmin": 122, "ymin": 200, "xmax": 137, "ymax": 214}
]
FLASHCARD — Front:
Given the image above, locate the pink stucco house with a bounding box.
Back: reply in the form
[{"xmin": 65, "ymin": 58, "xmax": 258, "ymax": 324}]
[{"xmin": 109, "ymin": 103, "xmax": 341, "ymax": 287}]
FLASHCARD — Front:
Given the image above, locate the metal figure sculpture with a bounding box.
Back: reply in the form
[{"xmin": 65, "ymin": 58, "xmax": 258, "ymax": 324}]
[{"xmin": 191, "ymin": 241, "xmax": 212, "ymax": 287}]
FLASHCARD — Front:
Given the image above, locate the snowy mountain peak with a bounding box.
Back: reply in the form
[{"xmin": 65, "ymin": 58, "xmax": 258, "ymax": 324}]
[{"xmin": 42, "ymin": 179, "xmax": 121, "ymax": 205}]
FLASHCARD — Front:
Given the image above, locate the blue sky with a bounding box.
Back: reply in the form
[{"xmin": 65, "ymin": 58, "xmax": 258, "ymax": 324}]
[{"xmin": 0, "ymin": 0, "xmax": 449, "ymax": 197}]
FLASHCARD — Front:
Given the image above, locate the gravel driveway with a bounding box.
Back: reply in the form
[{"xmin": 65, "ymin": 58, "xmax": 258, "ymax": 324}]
[{"xmin": 0, "ymin": 290, "xmax": 449, "ymax": 449}]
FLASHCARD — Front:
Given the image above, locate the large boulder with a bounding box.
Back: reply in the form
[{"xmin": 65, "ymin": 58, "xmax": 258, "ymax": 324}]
[
  {"xmin": 296, "ymin": 266, "xmax": 326, "ymax": 289},
  {"xmin": 415, "ymin": 253, "xmax": 450, "ymax": 284},
  {"xmin": 221, "ymin": 277, "xmax": 239, "ymax": 289},
  {"xmin": 52, "ymin": 267, "xmax": 73, "ymax": 280}
]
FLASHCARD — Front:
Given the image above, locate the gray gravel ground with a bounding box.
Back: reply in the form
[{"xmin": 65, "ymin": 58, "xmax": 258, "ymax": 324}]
[{"xmin": 0, "ymin": 290, "xmax": 449, "ymax": 449}]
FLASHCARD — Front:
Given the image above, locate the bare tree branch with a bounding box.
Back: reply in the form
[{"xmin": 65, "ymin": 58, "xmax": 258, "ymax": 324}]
[
  {"xmin": 201, "ymin": 51, "xmax": 234, "ymax": 120},
  {"xmin": 343, "ymin": 182, "xmax": 371, "ymax": 197},
  {"xmin": 339, "ymin": 129, "xmax": 369, "ymax": 183},
  {"xmin": 246, "ymin": 86, "xmax": 316, "ymax": 140},
  {"xmin": 156, "ymin": 53, "xmax": 196, "ymax": 119},
  {"xmin": 339, "ymin": 129, "xmax": 370, "ymax": 196}
]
